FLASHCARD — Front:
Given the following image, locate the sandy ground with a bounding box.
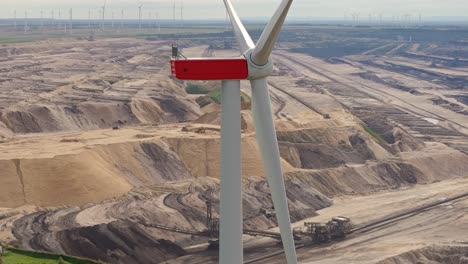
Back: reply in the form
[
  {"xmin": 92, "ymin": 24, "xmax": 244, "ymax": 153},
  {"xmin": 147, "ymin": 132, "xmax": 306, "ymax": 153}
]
[
  {"xmin": 165, "ymin": 46, "xmax": 468, "ymax": 264},
  {"xmin": 166, "ymin": 178, "xmax": 468, "ymax": 264},
  {"xmin": 284, "ymin": 179, "xmax": 468, "ymax": 264},
  {"xmin": 272, "ymin": 51, "xmax": 468, "ymax": 155},
  {"xmin": 276, "ymin": 52, "xmax": 468, "ymax": 135},
  {"xmin": 0, "ymin": 124, "xmax": 208, "ymax": 160},
  {"xmin": 0, "ymin": 36, "xmax": 467, "ymax": 263}
]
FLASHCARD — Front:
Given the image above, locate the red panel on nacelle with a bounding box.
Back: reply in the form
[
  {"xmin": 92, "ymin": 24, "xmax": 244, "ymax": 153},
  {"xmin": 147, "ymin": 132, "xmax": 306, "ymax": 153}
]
[{"xmin": 171, "ymin": 58, "xmax": 249, "ymax": 80}]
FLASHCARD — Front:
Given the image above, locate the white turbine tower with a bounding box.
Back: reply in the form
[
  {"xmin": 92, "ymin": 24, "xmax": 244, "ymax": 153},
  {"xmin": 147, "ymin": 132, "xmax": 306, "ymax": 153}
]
[{"xmin": 171, "ymin": 0, "xmax": 297, "ymax": 263}]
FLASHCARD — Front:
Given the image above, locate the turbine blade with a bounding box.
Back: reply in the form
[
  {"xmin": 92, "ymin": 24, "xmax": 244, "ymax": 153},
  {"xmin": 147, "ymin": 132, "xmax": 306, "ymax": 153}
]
[
  {"xmin": 251, "ymin": 0, "xmax": 293, "ymax": 65},
  {"xmin": 250, "ymin": 78, "xmax": 298, "ymax": 264},
  {"xmin": 222, "ymin": 0, "xmax": 255, "ymax": 54},
  {"xmin": 219, "ymin": 80, "xmax": 243, "ymax": 264}
]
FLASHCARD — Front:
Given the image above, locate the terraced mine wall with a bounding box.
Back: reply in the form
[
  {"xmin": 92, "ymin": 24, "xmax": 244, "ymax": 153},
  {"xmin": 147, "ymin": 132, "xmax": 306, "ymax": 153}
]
[
  {"xmin": 0, "ymin": 95, "xmax": 200, "ymax": 134},
  {"xmin": 2, "ymin": 125, "xmax": 467, "ymax": 263},
  {"xmin": 0, "ymin": 40, "xmax": 202, "ymax": 135}
]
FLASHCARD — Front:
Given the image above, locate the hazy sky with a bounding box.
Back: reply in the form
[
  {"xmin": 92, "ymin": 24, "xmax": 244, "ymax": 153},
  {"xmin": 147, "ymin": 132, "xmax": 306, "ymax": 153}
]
[{"xmin": 1, "ymin": 0, "xmax": 468, "ymax": 20}]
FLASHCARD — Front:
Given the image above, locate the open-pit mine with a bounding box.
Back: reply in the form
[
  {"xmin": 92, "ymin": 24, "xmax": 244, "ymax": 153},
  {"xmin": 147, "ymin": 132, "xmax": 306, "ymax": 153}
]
[{"xmin": 0, "ymin": 23, "xmax": 467, "ymax": 264}]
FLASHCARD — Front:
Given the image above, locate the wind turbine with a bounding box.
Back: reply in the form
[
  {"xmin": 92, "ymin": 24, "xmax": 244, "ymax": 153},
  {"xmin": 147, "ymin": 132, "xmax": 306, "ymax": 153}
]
[
  {"xmin": 69, "ymin": 8, "xmax": 73, "ymax": 34},
  {"xmin": 180, "ymin": 0, "xmax": 184, "ymax": 33},
  {"xmin": 101, "ymin": 0, "xmax": 107, "ymax": 30},
  {"xmin": 14, "ymin": 10, "xmax": 16, "ymax": 30},
  {"xmin": 98, "ymin": 9, "xmax": 102, "ymax": 28},
  {"xmin": 24, "ymin": 11, "xmax": 28, "ymax": 34},
  {"xmin": 138, "ymin": 5, "xmax": 142, "ymax": 28},
  {"xmin": 171, "ymin": 0, "xmax": 297, "ymax": 263},
  {"xmin": 225, "ymin": 10, "xmax": 229, "ymax": 31},
  {"xmin": 40, "ymin": 9, "xmax": 44, "ymax": 30},
  {"xmin": 172, "ymin": 0, "xmax": 176, "ymax": 28},
  {"xmin": 88, "ymin": 9, "xmax": 91, "ymax": 28},
  {"xmin": 148, "ymin": 11, "xmax": 151, "ymax": 28},
  {"xmin": 156, "ymin": 11, "xmax": 160, "ymax": 32},
  {"xmin": 58, "ymin": 9, "xmax": 61, "ymax": 30},
  {"xmin": 352, "ymin": 12, "xmax": 360, "ymax": 25},
  {"xmin": 120, "ymin": 10, "xmax": 124, "ymax": 29}
]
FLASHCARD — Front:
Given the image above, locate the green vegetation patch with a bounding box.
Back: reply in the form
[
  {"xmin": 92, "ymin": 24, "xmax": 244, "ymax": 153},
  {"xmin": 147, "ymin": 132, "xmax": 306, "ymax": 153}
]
[
  {"xmin": 1, "ymin": 247, "xmax": 100, "ymax": 264},
  {"xmin": 209, "ymin": 89, "xmax": 222, "ymax": 103},
  {"xmin": 363, "ymin": 125, "xmax": 387, "ymax": 144},
  {"xmin": 208, "ymin": 89, "xmax": 250, "ymax": 105},
  {"xmin": 185, "ymin": 83, "xmax": 210, "ymax": 94},
  {"xmin": 0, "ymin": 36, "xmax": 44, "ymax": 44}
]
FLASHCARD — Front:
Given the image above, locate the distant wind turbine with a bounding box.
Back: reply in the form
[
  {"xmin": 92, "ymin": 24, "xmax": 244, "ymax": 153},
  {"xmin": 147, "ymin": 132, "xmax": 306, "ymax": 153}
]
[
  {"xmin": 88, "ymin": 9, "xmax": 91, "ymax": 28},
  {"xmin": 173, "ymin": 0, "xmax": 176, "ymax": 27},
  {"xmin": 99, "ymin": 9, "xmax": 102, "ymax": 28},
  {"xmin": 101, "ymin": 0, "xmax": 107, "ymax": 30},
  {"xmin": 138, "ymin": 5, "xmax": 142, "ymax": 28},
  {"xmin": 156, "ymin": 11, "xmax": 160, "ymax": 32},
  {"xmin": 58, "ymin": 9, "xmax": 61, "ymax": 30},
  {"xmin": 352, "ymin": 12, "xmax": 360, "ymax": 25},
  {"xmin": 40, "ymin": 9, "xmax": 44, "ymax": 29},
  {"xmin": 69, "ymin": 8, "xmax": 73, "ymax": 34},
  {"xmin": 24, "ymin": 11, "xmax": 27, "ymax": 34},
  {"xmin": 121, "ymin": 10, "xmax": 124, "ymax": 28},
  {"xmin": 225, "ymin": 10, "xmax": 229, "ymax": 31},
  {"xmin": 148, "ymin": 11, "xmax": 151, "ymax": 27},
  {"xmin": 180, "ymin": 0, "xmax": 184, "ymax": 30}
]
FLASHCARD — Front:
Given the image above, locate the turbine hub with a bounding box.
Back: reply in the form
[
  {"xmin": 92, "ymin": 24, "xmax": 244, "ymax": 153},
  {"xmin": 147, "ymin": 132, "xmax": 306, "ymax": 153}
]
[{"xmin": 244, "ymin": 49, "xmax": 273, "ymax": 80}]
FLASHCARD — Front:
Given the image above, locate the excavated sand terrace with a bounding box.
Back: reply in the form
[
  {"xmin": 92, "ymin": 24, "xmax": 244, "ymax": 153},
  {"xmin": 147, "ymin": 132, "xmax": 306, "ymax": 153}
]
[{"xmin": 0, "ymin": 124, "xmax": 214, "ymax": 160}]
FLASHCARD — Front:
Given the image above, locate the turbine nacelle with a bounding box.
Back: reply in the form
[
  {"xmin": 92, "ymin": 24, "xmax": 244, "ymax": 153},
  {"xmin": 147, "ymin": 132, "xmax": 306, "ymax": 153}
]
[
  {"xmin": 170, "ymin": 50, "xmax": 273, "ymax": 81},
  {"xmin": 170, "ymin": 56, "xmax": 272, "ymax": 81}
]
